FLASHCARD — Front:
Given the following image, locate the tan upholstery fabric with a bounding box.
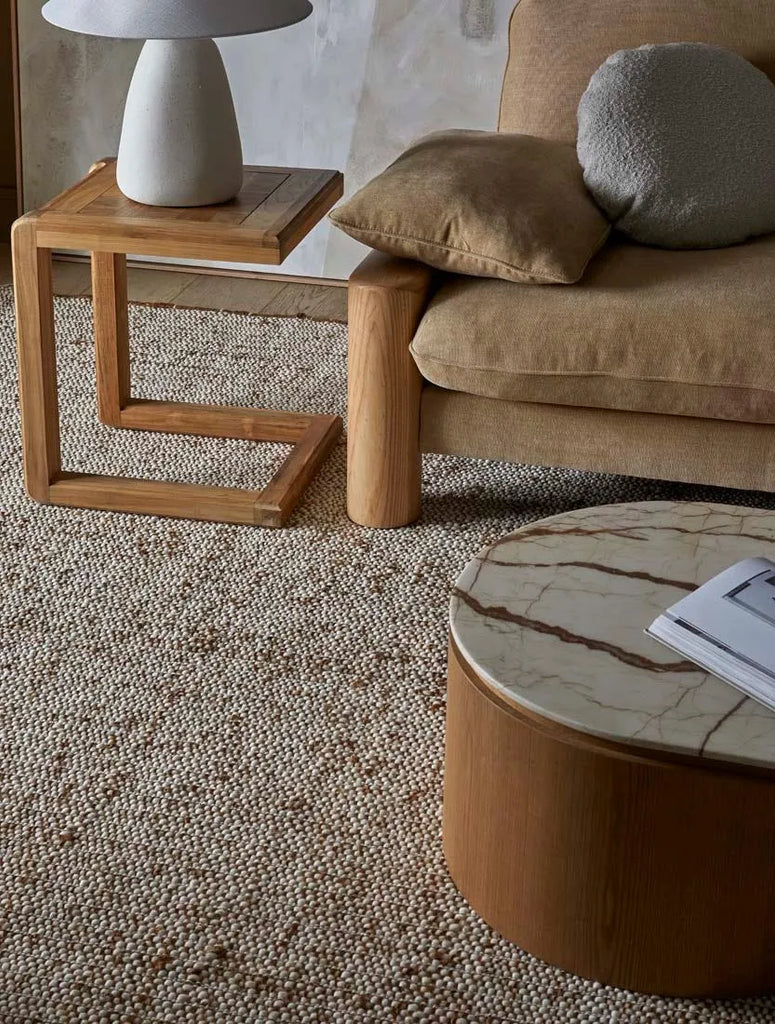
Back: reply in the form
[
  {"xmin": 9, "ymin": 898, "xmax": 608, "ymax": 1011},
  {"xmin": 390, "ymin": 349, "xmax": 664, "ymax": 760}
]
[
  {"xmin": 411, "ymin": 235, "xmax": 775, "ymax": 424},
  {"xmin": 420, "ymin": 387, "xmax": 775, "ymax": 494},
  {"xmin": 499, "ymin": 0, "xmax": 775, "ymax": 143},
  {"xmin": 329, "ymin": 131, "xmax": 609, "ymax": 284}
]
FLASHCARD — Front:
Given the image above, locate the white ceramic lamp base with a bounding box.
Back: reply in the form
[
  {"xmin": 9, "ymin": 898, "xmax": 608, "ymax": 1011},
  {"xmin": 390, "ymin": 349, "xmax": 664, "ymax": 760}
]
[{"xmin": 117, "ymin": 38, "xmax": 244, "ymax": 207}]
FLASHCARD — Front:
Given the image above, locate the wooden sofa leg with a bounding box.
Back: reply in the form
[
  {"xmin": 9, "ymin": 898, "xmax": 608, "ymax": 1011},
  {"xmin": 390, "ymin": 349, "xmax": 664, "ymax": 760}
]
[{"xmin": 347, "ymin": 252, "xmax": 434, "ymax": 528}]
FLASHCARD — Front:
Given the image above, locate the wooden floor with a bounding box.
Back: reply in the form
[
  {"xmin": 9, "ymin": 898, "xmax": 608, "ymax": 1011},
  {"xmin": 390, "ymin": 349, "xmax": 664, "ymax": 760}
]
[{"xmin": 0, "ymin": 243, "xmax": 348, "ymax": 322}]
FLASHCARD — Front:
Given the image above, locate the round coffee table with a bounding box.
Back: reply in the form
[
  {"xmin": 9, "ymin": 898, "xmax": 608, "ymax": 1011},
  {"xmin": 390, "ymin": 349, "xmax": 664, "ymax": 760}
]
[{"xmin": 445, "ymin": 501, "xmax": 775, "ymax": 998}]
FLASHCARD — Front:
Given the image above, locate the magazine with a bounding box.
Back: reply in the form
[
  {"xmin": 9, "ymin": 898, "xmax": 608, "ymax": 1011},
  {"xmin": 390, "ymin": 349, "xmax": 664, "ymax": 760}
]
[{"xmin": 646, "ymin": 557, "xmax": 775, "ymax": 713}]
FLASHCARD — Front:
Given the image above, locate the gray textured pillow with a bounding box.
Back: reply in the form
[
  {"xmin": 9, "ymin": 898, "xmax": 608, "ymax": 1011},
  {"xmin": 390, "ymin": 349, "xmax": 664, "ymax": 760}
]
[{"xmin": 577, "ymin": 43, "xmax": 775, "ymax": 249}]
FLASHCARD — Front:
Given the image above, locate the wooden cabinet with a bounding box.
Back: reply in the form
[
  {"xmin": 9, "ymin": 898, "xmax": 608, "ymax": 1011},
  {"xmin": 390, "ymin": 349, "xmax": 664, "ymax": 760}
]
[{"xmin": 0, "ymin": 0, "xmax": 19, "ymax": 238}]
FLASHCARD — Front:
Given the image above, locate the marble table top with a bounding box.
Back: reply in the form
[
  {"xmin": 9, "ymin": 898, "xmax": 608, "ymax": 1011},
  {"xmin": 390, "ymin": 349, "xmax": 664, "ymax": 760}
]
[{"xmin": 450, "ymin": 502, "xmax": 775, "ymax": 769}]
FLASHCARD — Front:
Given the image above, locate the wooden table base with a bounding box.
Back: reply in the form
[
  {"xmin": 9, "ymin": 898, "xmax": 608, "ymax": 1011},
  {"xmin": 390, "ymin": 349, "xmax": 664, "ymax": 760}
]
[
  {"xmin": 13, "ymin": 217, "xmax": 342, "ymax": 527},
  {"xmin": 443, "ymin": 640, "xmax": 775, "ymax": 998}
]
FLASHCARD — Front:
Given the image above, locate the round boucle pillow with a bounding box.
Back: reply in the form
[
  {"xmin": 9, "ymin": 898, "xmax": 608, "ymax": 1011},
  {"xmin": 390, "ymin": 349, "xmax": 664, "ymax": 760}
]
[{"xmin": 577, "ymin": 43, "xmax": 775, "ymax": 249}]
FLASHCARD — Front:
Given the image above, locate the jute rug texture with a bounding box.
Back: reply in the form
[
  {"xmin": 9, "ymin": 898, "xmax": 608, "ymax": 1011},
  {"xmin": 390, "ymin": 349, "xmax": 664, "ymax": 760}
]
[{"xmin": 1, "ymin": 288, "xmax": 774, "ymax": 1023}]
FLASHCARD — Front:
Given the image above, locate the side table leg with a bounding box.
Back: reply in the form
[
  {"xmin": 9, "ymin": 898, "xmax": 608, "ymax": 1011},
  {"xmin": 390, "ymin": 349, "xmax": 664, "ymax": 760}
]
[
  {"xmin": 12, "ymin": 216, "xmax": 61, "ymax": 501},
  {"xmin": 92, "ymin": 251, "xmax": 130, "ymax": 426}
]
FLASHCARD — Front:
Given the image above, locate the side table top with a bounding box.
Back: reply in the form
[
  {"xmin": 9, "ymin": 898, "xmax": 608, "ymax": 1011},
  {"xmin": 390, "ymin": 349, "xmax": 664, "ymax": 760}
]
[
  {"xmin": 32, "ymin": 158, "xmax": 344, "ymax": 265},
  {"xmin": 450, "ymin": 501, "xmax": 775, "ymax": 769}
]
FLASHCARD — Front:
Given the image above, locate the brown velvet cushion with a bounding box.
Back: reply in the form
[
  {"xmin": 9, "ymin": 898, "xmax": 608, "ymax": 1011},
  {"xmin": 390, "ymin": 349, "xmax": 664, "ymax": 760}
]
[
  {"xmin": 499, "ymin": 0, "xmax": 775, "ymax": 144},
  {"xmin": 329, "ymin": 130, "xmax": 610, "ymax": 284},
  {"xmin": 411, "ymin": 235, "xmax": 775, "ymax": 424}
]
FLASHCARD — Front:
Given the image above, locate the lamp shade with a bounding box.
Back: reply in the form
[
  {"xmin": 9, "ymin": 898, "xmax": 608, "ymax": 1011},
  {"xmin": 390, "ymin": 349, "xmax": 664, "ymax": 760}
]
[{"xmin": 41, "ymin": 0, "xmax": 313, "ymax": 40}]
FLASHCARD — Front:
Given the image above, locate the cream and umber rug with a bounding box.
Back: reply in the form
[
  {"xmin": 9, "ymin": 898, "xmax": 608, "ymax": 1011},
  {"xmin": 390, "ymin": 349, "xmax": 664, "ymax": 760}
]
[{"xmin": 2, "ymin": 287, "xmax": 774, "ymax": 1024}]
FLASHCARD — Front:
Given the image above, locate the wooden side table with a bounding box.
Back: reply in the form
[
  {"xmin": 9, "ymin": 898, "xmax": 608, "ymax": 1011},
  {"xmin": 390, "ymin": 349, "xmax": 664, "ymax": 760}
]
[{"xmin": 12, "ymin": 158, "xmax": 344, "ymax": 527}]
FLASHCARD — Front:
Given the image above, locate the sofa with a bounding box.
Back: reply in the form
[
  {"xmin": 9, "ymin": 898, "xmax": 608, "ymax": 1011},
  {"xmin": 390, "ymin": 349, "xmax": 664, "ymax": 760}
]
[{"xmin": 346, "ymin": 0, "xmax": 775, "ymax": 528}]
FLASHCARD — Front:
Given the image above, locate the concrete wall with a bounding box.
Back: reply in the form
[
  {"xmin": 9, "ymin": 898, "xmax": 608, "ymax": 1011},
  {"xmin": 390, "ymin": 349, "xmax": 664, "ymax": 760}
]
[{"xmin": 19, "ymin": 0, "xmax": 513, "ymax": 279}]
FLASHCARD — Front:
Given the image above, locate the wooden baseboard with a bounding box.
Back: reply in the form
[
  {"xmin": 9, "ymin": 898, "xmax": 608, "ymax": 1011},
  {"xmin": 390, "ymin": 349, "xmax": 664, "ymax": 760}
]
[{"xmin": 54, "ymin": 252, "xmax": 348, "ymax": 288}]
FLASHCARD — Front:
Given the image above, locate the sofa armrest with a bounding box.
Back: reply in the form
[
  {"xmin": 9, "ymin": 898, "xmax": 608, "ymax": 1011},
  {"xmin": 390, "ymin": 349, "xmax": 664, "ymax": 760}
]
[
  {"xmin": 347, "ymin": 252, "xmax": 434, "ymax": 527},
  {"xmin": 348, "ymin": 249, "xmax": 435, "ymax": 298}
]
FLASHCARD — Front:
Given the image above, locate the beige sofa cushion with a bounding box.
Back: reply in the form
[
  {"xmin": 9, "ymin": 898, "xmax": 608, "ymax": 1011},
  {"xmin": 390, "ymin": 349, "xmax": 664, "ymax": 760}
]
[
  {"xmin": 329, "ymin": 130, "xmax": 610, "ymax": 285},
  {"xmin": 499, "ymin": 0, "xmax": 775, "ymax": 144},
  {"xmin": 410, "ymin": 235, "xmax": 775, "ymax": 424}
]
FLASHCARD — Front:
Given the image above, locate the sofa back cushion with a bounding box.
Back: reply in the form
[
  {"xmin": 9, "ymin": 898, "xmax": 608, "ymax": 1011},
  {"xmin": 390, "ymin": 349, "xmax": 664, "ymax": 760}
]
[{"xmin": 499, "ymin": 0, "xmax": 775, "ymax": 143}]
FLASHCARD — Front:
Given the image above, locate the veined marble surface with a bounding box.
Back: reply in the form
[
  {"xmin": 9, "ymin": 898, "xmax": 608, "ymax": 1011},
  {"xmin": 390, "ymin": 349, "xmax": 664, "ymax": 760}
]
[{"xmin": 450, "ymin": 502, "xmax": 775, "ymax": 769}]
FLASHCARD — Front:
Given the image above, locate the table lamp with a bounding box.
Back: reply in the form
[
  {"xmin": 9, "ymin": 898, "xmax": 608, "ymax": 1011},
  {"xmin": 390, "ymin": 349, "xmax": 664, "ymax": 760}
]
[{"xmin": 41, "ymin": 0, "xmax": 314, "ymax": 207}]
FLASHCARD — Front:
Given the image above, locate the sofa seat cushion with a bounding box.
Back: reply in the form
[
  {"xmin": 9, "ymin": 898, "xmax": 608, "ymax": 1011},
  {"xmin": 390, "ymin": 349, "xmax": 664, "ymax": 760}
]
[{"xmin": 410, "ymin": 235, "xmax": 775, "ymax": 425}]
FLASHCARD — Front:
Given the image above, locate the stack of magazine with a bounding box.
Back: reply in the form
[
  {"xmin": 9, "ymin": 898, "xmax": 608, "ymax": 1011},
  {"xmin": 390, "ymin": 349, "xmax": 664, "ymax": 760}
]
[{"xmin": 646, "ymin": 557, "xmax": 775, "ymax": 713}]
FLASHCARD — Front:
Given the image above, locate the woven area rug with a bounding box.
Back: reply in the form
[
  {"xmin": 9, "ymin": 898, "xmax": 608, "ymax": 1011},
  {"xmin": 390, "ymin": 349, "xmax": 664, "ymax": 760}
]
[{"xmin": 2, "ymin": 286, "xmax": 775, "ymax": 1024}]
